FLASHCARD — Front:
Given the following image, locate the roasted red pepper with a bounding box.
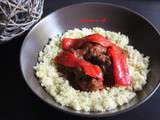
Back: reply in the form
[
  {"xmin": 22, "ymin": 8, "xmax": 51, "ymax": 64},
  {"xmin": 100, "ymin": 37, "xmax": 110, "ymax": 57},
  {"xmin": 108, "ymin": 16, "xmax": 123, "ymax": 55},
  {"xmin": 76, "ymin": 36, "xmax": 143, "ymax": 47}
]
[
  {"xmin": 107, "ymin": 46, "xmax": 131, "ymax": 86},
  {"xmin": 54, "ymin": 51, "xmax": 103, "ymax": 81},
  {"xmin": 78, "ymin": 59, "xmax": 103, "ymax": 81},
  {"xmin": 84, "ymin": 34, "xmax": 114, "ymax": 47},
  {"xmin": 54, "ymin": 51, "xmax": 78, "ymax": 67},
  {"xmin": 62, "ymin": 38, "xmax": 84, "ymax": 50},
  {"xmin": 57, "ymin": 33, "xmax": 131, "ymax": 86},
  {"xmin": 61, "ymin": 34, "xmax": 113, "ymax": 50}
]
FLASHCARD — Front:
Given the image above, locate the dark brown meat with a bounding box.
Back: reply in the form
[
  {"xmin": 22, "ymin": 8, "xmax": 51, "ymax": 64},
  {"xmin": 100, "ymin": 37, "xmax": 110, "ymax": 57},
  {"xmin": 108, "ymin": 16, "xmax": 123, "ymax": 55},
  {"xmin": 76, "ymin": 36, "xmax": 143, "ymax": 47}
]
[
  {"xmin": 88, "ymin": 78, "xmax": 104, "ymax": 91},
  {"xmin": 76, "ymin": 78, "xmax": 104, "ymax": 91},
  {"xmin": 57, "ymin": 64, "xmax": 104, "ymax": 91},
  {"xmin": 82, "ymin": 43, "xmax": 110, "ymax": 65},
  {"xmin": 82, "ymin": 43, "xmax": 112, "ymax": 72},
  {"xmin": 73, "ymin": 68, "xmax": 104, "ymax": 91}
]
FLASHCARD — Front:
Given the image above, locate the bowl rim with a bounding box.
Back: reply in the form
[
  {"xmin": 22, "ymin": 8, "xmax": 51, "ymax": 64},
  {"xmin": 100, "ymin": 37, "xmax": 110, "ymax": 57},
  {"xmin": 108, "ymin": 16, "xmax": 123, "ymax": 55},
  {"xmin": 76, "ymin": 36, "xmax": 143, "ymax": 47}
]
[{"xmin": 20, "ymin": 2, "xmax": 160, "ymax": 118}]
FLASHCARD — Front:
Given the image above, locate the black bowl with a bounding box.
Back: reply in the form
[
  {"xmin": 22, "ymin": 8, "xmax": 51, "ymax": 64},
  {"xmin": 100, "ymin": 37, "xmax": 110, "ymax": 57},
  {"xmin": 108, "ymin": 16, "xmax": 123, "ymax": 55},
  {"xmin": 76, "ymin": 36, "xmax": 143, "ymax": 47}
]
[{"xmin": 20, "ymin": 2, "xmax": 160, "ymax": 117}]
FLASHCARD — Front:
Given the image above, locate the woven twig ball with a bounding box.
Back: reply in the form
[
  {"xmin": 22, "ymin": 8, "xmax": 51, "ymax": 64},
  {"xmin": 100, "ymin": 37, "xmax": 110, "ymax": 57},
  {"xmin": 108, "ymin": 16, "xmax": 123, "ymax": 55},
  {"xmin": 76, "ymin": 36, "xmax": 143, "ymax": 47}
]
[{"xmin": 0, "ymin": 0, "xmax": 44, "ymax": 42}]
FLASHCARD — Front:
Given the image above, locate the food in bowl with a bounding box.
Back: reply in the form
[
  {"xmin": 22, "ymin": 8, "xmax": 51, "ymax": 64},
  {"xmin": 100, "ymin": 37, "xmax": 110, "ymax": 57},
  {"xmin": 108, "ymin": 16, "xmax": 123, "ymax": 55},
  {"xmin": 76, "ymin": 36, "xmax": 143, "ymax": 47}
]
[{"xmin": 34, "ymin": 27, "xmax": 150, "ymax": 112}]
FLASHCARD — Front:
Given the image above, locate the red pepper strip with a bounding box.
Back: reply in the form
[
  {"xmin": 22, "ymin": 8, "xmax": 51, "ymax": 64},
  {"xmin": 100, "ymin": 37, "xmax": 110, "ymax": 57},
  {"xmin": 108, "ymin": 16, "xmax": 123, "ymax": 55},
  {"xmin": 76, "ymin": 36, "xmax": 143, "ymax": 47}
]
[
  {"xmin": 78, "ymin": 60, "xmax": 103, "ymax": 81},
  {"xmin": 54, "ymin": 51, "xmax": 78, "ymax": 67},
  {"xmin": 62, "ymin": 34, "xmax": 113, "ymax": 50},
  {"xmin": 107, "ymin": 46, "xmax": 131, "ymax": 86},
  {"xmin": 84, "ymin": 34, "xmax": 114, "ymax": 47},
  {"xmin": 61, "ymin": 38, "xmax": 85, "ymax": 50},
  {"xmin": 54, "ymin": 51, "xmax": 103, "ymax": 81}
]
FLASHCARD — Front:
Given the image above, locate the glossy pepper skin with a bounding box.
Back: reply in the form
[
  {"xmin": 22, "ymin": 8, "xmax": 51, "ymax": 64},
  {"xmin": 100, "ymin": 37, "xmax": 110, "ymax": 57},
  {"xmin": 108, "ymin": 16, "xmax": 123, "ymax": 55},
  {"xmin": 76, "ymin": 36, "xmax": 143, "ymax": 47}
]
[
  {"xmin": 54, "ymin": 51, "xmax": 78, "ymax": 67},
  {"xmin": 107, "ymin": 46, "xmax": 131, "ymax": 86},
  {"xmin": 56, "ymin": 33, "xmax": 131, "ymax": 86},
  {"xmin": 61, "ymin": 34, "xmax": 113, "ymax": 50},
  {"xmin": 54, "ymin": 51, "xmax": 103, "ymax": 81},
  {"xmin": 62, "ymin": 38, "xmax": 84, "ymax": 50}
]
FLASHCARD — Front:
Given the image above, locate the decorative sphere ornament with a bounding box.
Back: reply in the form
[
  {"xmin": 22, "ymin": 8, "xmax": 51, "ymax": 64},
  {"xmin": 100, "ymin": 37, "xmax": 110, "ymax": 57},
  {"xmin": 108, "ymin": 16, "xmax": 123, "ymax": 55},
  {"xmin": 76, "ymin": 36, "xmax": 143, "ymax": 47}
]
[{"xmin": 0, "ymin": 0, "xmax": 44, "ymax": 42}]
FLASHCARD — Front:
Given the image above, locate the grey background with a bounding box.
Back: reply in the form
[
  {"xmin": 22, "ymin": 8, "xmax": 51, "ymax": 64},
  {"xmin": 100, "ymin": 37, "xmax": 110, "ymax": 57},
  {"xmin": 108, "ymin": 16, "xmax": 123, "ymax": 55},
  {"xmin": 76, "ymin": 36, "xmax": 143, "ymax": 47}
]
[{"xmin": 0, "ymin": 0, "xmax": 159, "ymax": 120}]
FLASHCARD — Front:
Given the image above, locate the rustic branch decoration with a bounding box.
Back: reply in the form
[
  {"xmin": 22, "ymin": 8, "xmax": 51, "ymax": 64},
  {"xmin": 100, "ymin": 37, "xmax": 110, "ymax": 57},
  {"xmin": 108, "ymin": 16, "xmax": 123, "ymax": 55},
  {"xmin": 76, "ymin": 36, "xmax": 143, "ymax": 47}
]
[{"xmin": 0, "ymin": 0, "xmax": 44, "ymax": 42}]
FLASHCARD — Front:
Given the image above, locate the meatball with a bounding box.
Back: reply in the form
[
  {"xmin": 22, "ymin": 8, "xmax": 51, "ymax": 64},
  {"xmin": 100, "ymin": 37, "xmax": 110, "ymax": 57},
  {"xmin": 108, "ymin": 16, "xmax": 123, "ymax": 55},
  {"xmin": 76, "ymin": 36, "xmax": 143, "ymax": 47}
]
[
  {"xmin": 82, "ymin": 43, "xmax": 112, "ymax": 74},
  {"xmin": 73, "ymin": 68, "xmax": 104, "ymax": 91},
  {"xmin": 88, "ymin": 78, "xmax": 104, "ymax": 91},
  {"xmin": 75, "ymin": 76, "xmax": 104, "ymax": 91}
]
